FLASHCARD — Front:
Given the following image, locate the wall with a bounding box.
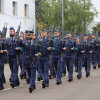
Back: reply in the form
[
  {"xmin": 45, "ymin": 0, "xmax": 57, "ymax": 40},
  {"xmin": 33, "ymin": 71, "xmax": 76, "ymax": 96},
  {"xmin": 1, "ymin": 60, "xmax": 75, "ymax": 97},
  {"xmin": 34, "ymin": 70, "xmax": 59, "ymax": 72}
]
[{"xmin": 0, "ymin": 0, "xmax": 35, "ymax": 37}]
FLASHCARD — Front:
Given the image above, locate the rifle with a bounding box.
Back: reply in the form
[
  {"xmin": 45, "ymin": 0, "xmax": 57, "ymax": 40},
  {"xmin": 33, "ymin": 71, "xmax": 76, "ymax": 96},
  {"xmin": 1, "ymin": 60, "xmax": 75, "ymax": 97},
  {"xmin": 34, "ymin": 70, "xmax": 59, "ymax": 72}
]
[
  {"xmin": 0, "ymin": 23, "xmax": 8, "ymax": 65},
  {"xmin": 71, "ymin": 26, "xmax": 77, "ymax": 46},
  {"xmin": 87, "ymin": 34, "xmax": 92, "ymax": 49},
  {"xmin": 15, "ymin": 22, "xmax": 21, "ymax": 67},
  {"xmin": 80, "ymin": 33, "xmax": 84, "ymax": 46},
  {"xmin": 33, "ymin": 27, "xmax": 39, "ymax": 48},
  {"xmin": 48, "ymin": 25, "xmax": 55, "ymax": 46},
  {"xmin": 14, "ymin": 22, "xmax": 21, "ymax": 43},
  {"xmin": 0, "ymin": 23, "xmax": 8, "ymax": 49},
  {"xmin": 30, "ymin": 27, "xmax": 39, "ymax": 68},
  {"xmin": 96, "ymin": 31, "xmax": 99, "ymax": 42},
  {"xmin": 2, "ymin": 23, "xmax": 8, "ymax": 39}
]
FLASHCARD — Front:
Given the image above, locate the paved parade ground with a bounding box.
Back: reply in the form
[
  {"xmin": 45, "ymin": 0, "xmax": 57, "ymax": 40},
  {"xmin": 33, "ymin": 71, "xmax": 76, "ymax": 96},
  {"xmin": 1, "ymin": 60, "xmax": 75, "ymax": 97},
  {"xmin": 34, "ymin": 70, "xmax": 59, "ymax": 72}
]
[{"xmin": 0, "ymin": 64, "xmax": 100, "ymax": 100}]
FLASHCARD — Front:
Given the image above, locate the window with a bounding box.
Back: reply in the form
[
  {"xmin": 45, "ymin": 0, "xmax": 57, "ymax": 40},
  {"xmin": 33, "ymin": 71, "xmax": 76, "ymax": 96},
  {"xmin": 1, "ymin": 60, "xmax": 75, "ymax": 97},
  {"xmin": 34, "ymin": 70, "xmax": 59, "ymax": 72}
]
[
  {"xmin": 13, "ymin": 1, "xmax": 18, "ymax": 16},
  {"xmin": 24, "ymin": 4, "xmax": 29, "ymax": 18},
  {"xmin": 0, "ymin": 0, "xmax": 1, "ymax": 12},
  {"xmin": 0, "ymin": 0, "xmax": 4, "ymax": 13}
]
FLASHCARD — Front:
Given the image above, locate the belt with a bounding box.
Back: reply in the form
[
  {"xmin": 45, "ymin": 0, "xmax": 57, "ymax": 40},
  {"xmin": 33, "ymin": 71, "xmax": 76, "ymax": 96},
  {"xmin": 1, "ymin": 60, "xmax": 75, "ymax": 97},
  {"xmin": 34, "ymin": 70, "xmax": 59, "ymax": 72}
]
[
  {"xmin": 26, "ymin": 56, "xmax": 34, "ymax": 59},
  {"xmin": 53, "ymin": 53, "xmax": 61, "ymax": 56},
  {"xmin": 41, "ymin": 54, "xmax": 49, "ymax": 57}
]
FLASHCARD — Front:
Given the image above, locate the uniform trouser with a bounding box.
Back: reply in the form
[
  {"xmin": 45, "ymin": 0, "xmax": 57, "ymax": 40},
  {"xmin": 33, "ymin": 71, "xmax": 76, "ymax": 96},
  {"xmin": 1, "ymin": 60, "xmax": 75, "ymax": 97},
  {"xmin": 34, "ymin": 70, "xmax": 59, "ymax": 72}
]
[
  {"xmin": 63, "ymin": 57, "xmax": 74, "ymax": 79},
  {"xmin": 62, "ymin": 59, "xmax": 66, "ymax": 75},
  {"xmin": 18, "ymin": 55, "xmax": 22, "ymax": 74},
  {"xmin": 92, "ymin": 53, "xmax": 98, "ymax": 67},
  {"xmin": 37, "ymin": 58, "xmax": 43, "ymax": 79},
  {"xmin": 77, "ymin": 56, "xmax": 83, "ymax": 77},
  {"xmin": 2, "ymin": 63, "xmax": 6, "ymax": 83},
  {"xmin": 20, "ymin": 55, "xmax": 26, "ymax": 78},
  {"xmin": 84, "ymin": 54, "xmax": 92, "ymax": 74},
  {"xmin": 49, "ymin": 58, "xmax": 56, "ymax": 77},
  {"xmin": 1, "ymin": 57, "xmax": 6, "ymax": 83},
  {"xmin": 40, "ymin": 58, "xmax": 49, "ymax": 85},
  {"xmin": 25, "ymin": 58, "xmax": 37, "ymax": 88},
  {"xmin": 74, "ymin": 58, "xmax": 78, "ymax": 71},
  {"xmin": 0, "ymin": 60, "xmax": 3, "ymax": 88},
  {"xmin": 98, "ymin": 52, "xmax": 100, "ymax": 65},
  {"xmin": 8, "ymin": 57, "xmax": 19, "ymax": 85},
  {"xmin": 52, "ymin": 57, "xmax": 61, "ymax": 82}
]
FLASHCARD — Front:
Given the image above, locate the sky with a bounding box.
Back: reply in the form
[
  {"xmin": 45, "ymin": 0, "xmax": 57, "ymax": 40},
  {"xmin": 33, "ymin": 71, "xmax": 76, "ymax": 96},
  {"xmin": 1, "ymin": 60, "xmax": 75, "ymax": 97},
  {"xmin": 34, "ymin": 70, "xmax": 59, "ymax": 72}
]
[{"xmin": 92, "ymin": 0, "xmax": 100, "ymax": 23}]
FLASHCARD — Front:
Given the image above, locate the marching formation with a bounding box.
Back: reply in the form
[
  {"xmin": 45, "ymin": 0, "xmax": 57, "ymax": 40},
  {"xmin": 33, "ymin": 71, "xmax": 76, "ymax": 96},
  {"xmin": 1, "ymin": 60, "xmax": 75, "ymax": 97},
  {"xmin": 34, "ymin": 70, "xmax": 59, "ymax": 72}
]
[{"xmin": 0, "ymin": 25, "xmax": 100, "ymax": 93}]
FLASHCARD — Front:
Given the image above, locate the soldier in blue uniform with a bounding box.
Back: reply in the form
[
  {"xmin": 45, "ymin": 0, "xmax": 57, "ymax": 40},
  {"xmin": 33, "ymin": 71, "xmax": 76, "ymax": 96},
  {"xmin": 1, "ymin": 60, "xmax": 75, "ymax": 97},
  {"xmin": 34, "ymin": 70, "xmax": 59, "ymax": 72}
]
[
  {"xmin": 18, "ymin": 31, "xmax": 24, "ymax": 79},
  {"xmin": 20, "ymin": 31, "xmax": 39, "ymax": 93},
  {"xmin": 20, "ymin": 30, "xmax": 29, "ymax": 82},
  {"xmin": 63, "ymin": 31, "xmax": 75, "ymax": 82},
  {"xmin": 97, "ymin": 37, "xmax": 100, "ymax": 68},
  {"xmin": 51, "ymin": 29, "xmax": 62, "ymax": 85},
  {"xmin": 91, "ymin": 33, "xmax": 98, "ymax": 69},
  {"xmin": 0, "ymin": 32, "xmax": 6, "ymax": 84},
  {"xmin": 21, "ymin": 30, "xmax": 29, "ymax": 81},
  {"xmin": 39, "ymin": 28, "xmax": 51, "ymax": 88},
  {"xmin": 48, "ymin": 29, "xmax": 56, "ymax": 79},
  {"xmin": 0, "ymin": 31, "xmax": 7, "ymax": 90},
  {"xmin": 75, "ymin": 36, "xmax": 84, "ymax": 79},
  {"xmin": 37, "ymin": 32, "xmax": 43, "ymax": 81},
  {"xmin": 83, "ymin": 34, "xmax": 93, "ymax": 77},
  {"xmin": 5, "ymin": 27, "xmax": 21, "ymax": 88}
]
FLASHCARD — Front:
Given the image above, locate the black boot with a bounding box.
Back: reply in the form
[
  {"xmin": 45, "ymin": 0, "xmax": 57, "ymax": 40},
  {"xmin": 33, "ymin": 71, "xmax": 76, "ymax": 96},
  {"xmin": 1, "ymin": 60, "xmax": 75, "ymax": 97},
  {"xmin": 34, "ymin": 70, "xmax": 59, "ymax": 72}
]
[
  {"xmin": 0, "ymin": 86, "xmax": 4, "ymax": 91},
  {"xmin": 49, "ymin": 75, "xmax": 51, "ymax": 79},
  {"xmin": 10, "ymin": 83, "xmax": 15, "ymax": 88},
  {"xmin": 68, "ymin": 78, "xmax": 73, "ymax": 82},
  {"xmin": 29, "ymin": 87, "xmax": 36, "ymax": 93},
  {"xmin": 26, "ymin": 79, "xmax": 30, "ymax": 84},
  {"xmin": 77, "ymin": 75, "xmax": 82, "ymax": 80},
  {"xmin": 9, "ymin": 78, "xmax": 11, "ymax": 82},
  {"xmin": 93, "ymin": 67, "xmax": 96, "ymax": 69},
  {"xmin": 20, "ymin": 74, "xmax": 24, "ymax": 79},
  {"xmin": 56, "ymin": 81, "xmax": 62, "ymax": 85},
  {"xmin": 37, "ymin": 77, "xmax": 41, "ymax": 81},
  {"xmin": 42, "ymin": 82, "xmax": 46, "ymax": 89},
  {"xmin": 98, "ymin": 65, "xmax": 100, "ymax": 68},
  {"xmin": 16, "ymin": 81, "xmax": 20, "ymax": 87},
  {"xmin": 86, "ymin": 73, "xmax": 89, "ymax": 77}
]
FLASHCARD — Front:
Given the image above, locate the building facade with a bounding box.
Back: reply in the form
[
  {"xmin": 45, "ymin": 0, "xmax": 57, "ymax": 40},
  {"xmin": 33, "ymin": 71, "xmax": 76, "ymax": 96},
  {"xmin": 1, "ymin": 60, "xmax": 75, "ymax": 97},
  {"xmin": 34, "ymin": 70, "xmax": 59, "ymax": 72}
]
[{"xmin": 0, "ymin": 0, "xmax": 35, "ymax": 37}]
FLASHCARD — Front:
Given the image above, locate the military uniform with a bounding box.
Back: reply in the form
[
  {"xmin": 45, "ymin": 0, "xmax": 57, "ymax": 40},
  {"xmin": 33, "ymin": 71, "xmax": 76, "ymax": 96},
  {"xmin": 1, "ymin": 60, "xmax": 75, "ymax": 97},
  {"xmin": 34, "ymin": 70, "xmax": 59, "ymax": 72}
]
[
  {"xmin": 75, "ymin": 37, "xmax": 84, "ymax": 79},
  {"xmin": 48, "ymin": 30, "xmax": 56, "ymax": 79},
  {"xmin": 97, "ymin": 37, "xmax": 100, "ymax": 68},
  {"xmin": 83, "ymin": 34, "xmax": 93, "ymax": 77},
  {"xmin": 39, "ymin": 29, "xmax": 50, "ymax": 88},
  {"xmin": 51, "ymin": 31, "xmax": 62, "ymax": 84},
  {"xmin": 0, "ymin": 31, "xmax": 7, "ymax": 90},
  {"xmin": 20, "ymin": 32, "xmax": 38, "ymax": 93},
  {"xmin": 91, "ymin": 34, "xmax": 98, "ymax": 69},
  {"xmin": 5, "ymin": 27, "xmax": 21, "ymax": 88},
  {"xmin": 63, "ymin": 32, "xmax": 75, "ymax": 82},
  {"xmin": 37, "ymin": 36, "xmax": 43, "ymax": 81},
  {"xmin": 19, "ymin": 31, "xmax": 27, "ymax": 79}
]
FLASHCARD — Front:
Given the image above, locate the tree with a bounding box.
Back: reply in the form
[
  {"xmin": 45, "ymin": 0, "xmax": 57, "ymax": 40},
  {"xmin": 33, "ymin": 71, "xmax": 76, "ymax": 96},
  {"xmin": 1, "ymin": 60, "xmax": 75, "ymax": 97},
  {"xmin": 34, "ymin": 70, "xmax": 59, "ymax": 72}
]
[
  {"xmin": 42, "ymin": 0, "xmax": 98, "ymax": 34},
  {"xmin": 93, "ymin": 22, "xmax": 100, "ymax": 36}
]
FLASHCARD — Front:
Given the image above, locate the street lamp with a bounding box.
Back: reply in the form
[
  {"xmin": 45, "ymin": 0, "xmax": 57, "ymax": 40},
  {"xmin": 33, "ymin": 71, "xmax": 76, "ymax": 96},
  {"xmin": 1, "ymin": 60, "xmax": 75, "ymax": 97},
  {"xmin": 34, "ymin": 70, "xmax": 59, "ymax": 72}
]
[{"xmin": 62, "ymin": 0, "xmax": 64, "ymax": 35}]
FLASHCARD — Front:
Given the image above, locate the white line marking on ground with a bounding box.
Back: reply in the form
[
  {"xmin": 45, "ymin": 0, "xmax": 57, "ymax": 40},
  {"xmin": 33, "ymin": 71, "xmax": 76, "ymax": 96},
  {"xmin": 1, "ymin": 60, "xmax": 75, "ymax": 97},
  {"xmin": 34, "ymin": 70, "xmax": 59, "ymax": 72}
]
[
  {"xmin": 0, "ymin": 68, "xmax": 95, "ymax": 92},
  {"xmin": 0, "ymin": 85, "xmax": 23, "ymax": 92}
]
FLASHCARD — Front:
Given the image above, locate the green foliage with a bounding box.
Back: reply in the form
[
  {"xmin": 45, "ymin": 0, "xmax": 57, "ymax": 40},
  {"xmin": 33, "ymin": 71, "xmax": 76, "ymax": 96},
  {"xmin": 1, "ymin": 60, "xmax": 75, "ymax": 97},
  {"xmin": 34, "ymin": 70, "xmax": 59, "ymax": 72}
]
[
  {"xmin": 93, "ymin": 22, "xmax": 100, "ymax": 36},
  {"xmin": 36, "ymin": 0, "xmax": 98, "ymax": 34}
]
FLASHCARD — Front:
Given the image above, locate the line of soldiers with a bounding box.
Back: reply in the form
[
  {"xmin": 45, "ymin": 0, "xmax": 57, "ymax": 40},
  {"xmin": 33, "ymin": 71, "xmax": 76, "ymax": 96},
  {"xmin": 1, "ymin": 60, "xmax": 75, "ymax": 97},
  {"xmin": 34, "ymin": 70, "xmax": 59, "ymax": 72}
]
[{"xmin": 0, "ymin": 27, "xmax": 100, "ymax": 93}]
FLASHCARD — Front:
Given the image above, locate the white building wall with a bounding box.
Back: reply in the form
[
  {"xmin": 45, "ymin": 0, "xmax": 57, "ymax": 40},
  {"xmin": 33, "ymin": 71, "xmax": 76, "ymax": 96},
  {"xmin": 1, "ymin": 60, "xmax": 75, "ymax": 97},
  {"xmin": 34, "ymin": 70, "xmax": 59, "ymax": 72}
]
[{"xmin": 0, "ymin": 0, "xmax": 35, "ymax": 37}]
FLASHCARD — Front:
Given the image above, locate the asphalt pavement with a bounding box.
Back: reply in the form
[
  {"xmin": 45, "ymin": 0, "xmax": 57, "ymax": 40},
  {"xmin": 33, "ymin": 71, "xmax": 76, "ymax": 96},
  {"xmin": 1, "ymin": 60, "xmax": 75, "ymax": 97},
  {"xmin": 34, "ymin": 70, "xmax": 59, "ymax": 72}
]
[{"xmin": 0, "ymin": 64, "xmax": 100, "ymax": 100}]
